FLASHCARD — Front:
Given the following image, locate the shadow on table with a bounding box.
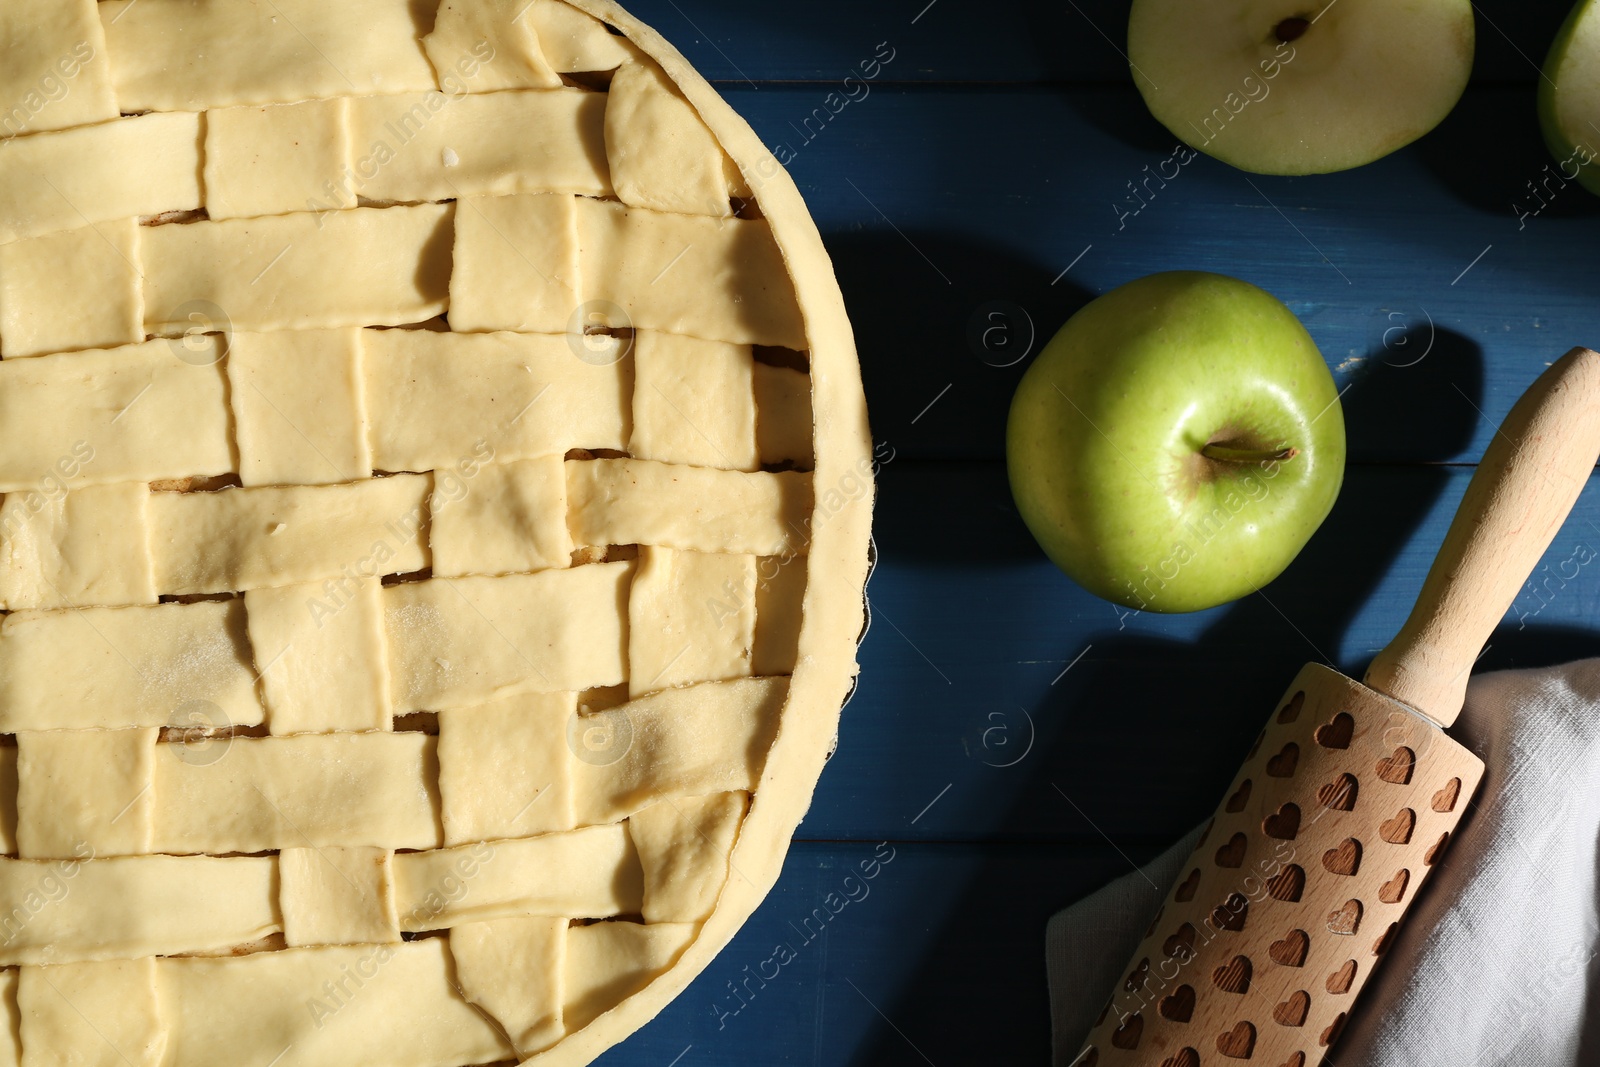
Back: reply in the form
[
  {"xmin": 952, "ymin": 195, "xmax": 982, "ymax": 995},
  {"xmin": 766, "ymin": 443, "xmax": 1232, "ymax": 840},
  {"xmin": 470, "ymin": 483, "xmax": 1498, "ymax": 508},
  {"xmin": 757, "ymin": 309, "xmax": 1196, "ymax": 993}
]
[
  {"xmin": 851, "ymin": 329, "xmax": 1507, "ymax": 1064},
  {"xmin": 1416, "ymin": 85, "xmax": 1600, "ymax": 221},
  {"xmin": 823, "ymin": 228, "xmax": 1097, "ymax": 464}
]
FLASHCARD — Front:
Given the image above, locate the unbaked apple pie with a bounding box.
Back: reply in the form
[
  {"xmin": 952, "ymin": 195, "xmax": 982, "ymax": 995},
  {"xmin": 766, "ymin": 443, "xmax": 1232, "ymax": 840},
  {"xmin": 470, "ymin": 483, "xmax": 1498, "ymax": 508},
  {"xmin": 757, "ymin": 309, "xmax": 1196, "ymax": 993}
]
[{"xmin": 0, "ymin": 1, "xmax": 871, "ymax": 1063}]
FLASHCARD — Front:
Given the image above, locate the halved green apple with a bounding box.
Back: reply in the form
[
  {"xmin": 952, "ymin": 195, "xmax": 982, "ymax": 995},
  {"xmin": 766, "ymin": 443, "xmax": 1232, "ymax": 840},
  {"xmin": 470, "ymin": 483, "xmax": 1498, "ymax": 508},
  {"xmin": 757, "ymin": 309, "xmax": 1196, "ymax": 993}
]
[{"xmin": 1128, "ymin": 0, "xmax": 1475, "ymax": 175}]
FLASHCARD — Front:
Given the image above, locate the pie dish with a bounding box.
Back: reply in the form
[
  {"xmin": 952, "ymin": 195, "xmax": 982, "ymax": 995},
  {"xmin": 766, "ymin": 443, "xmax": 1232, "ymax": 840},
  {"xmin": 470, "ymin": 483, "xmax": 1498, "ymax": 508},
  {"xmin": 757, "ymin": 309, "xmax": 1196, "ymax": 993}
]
[{"xmin": 0, "ymin": 1, "xmax": 872, "ymax": 1064}]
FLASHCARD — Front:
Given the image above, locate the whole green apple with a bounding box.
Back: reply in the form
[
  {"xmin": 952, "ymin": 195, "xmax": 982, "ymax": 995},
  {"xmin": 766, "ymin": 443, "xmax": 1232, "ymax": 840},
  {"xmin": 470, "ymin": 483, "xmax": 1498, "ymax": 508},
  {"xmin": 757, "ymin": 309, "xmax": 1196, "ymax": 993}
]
[
  {"xmin": 1007, "ymin": 271, "xmax": 1345, "ymax": 613},
  {"xmin": 1540, "ymin": 0, "xmax": 1600, "ymax": 195}
]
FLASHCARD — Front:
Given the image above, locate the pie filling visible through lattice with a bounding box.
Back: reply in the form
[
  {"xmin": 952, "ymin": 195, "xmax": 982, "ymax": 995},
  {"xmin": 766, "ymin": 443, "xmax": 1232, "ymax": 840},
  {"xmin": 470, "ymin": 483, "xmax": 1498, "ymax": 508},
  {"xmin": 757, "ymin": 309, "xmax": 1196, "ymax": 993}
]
[{"xmin": 0, "ymin": 1, "xmax": 872, "ymax": 1064}]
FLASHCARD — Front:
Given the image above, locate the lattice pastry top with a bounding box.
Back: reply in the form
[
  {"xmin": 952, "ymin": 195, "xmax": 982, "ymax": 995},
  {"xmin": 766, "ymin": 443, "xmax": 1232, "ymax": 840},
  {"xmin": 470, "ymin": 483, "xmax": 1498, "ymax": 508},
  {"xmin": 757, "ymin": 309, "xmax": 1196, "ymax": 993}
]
[{"xmin": 0, "ymin": 1, "xmax": 872, "ymax": 1064}]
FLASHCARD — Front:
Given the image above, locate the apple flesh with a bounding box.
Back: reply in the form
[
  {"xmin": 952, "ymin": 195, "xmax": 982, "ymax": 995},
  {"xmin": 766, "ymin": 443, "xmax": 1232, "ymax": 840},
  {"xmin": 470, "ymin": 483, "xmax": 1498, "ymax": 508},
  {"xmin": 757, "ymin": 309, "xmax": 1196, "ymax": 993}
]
[
  {"xmin": 1128, "ymin": 0, "xmax": 1475, "ymax": 175},
  {"xmin": 1007, "ymin": 272, "xmax": 1345, "ymax": 613},
  {"xmin": 1540, "ymin": 0, "xmax": 1600, "ymax": 195}
]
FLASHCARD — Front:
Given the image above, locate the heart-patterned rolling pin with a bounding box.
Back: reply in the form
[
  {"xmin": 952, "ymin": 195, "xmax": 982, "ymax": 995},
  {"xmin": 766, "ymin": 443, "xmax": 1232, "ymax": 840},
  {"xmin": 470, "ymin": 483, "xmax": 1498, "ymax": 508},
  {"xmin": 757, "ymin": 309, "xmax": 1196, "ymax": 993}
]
[{"xmin": 1076, "ymin": 346, "xmax": 1600, "ymax": 1065}]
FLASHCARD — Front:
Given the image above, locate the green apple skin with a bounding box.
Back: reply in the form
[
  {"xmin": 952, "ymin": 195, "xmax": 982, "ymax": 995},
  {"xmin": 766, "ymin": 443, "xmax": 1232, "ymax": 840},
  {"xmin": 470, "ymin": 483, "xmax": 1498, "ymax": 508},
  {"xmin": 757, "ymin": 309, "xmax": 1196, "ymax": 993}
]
[
  {"xmin": 1540, "ymin": 0, "xmax": 1600, "ymax": 196},
  {"xmin": 1007, "ymin": 272, "xmax": 1345, "ymax": 613},
  {"xmin": 1128, "ymin": 0, "xmax": 1475, "ymax": 175}
]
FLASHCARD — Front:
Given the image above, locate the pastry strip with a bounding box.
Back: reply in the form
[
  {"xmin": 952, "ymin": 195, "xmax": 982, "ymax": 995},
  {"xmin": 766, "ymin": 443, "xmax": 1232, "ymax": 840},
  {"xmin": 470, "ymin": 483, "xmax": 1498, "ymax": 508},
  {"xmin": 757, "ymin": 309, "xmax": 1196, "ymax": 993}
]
[
  {"xmin": 147, "ymin": 475, "xmax": 431, "ymax": 596},
  {"xmin": 0, "ymin": 218, "xmax": 143, "ymax": 357},
  {"xmin": 0, "ymin": 600, "xmax": 262, "ymax": 732},
  {"xmin": 447, "ymin": 192, "xmax": 580, "ymax": 334},
  {"xmin": 228, "ymin": 328, "xmax": 372, "ymax": 488},
  {"xmin": 0, "ymin": 482, "xmax": 156, "ymax": 611},
  {"xmin": 383, "ymin": 562, "xmax": 632, "ymax": 712},
  {"xmin": 563, "ymin": 922, "xmax": 697, "ymax": 1034},
  {"xmin": 627, "ymin": 546, "xmax": 755, "ymax": 696},
  {"xmin": 566, "ymin": 458, "xmax": 812, "ymax": 556},
  {"xmin": 437, "ymin": 692, "xmax": 575, "ymax": 843},
  {"xmin": 347, "ymin": 89, "xmax": 610, "ymax": 204},
  {"xmin": 391, "ymin": 825, "xmax": 640, "ymax": 929},
  {"xmin": 18, "ymin": 958, "xmax": 164, "ymax": 1067},
  {"xmin": 149, "ymin": 733, "xmax": 442, "ymax": 854},
  {"xmin": 279, "ymin": 847, "xmax": 401, "ymax": 948},
  {"xmin": 629, "ymin": 331, "xmax": 759, "ymax": 471},
  {"xmin": 157, "ymin": 939, "xmax": 513, "ymax": 1067},
  {"xmin": 429, "ymin": 454, "xmax": 574, "ymax": 579},
  {"xmin": 0, "ymin": 340, "xmax": 232, "ymax": 495},
  {"xmin": 0, "ymin": 854, "xmax": 277, "ymax": 965},
  {"xmin": 0, "ymin": 112, "xmax": 201, "ymax": 243},
  {"xmin": 521, "ymin": 0, "xmax": 636, "ymax": 74},
  {"xmin": 447, "ymin": 917, "xmax": 565, "ymax": 1057},
  {"xmin": 141, "ymin": 204, "xmax": 455, "ymax": 335},
  {"xmin": 0, "ymin": 0, "xmax": 116, "ymax": 137},
  {"xmin": 423, "ymin": 0, "xmax": 562, "ymax": 91},
  {"xmin": 102, "ymin": 0, "xmax": 438, "ymax": 112},
  {"xmin": 605, "ymin": 59, "xmax": 746, "ymax": 217},
  {"xmin": 247, "ymin": 576, "xmax": 393, "ymax": 736},
  {"xmin": 568, "ymin": 677, "xmax": 787, "ymax": 826},
  {"xmin": 361, "ymin": 328, "xmax": 631, "ymax": 473},
  {"xmin": 575, "ymin": 196, "xmax": 806, "ymax": 348},
  {"xmin": 203, "ymin": 98, "xmax": 354, "ymax": 221},
  {"xmin": 15, "ymin": 729, "xmax": 156, "ymax": 859},
  {"xmin": 628, "ymin": 792, "xmax": 748, "ymax": 923}
]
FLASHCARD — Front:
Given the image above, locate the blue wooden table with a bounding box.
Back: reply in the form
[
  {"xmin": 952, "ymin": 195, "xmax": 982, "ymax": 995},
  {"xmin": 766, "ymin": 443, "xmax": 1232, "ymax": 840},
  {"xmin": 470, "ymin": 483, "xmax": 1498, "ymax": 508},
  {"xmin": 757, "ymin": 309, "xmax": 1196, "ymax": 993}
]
[{"xmin": 601, "ymin": 2, "xmax": 1600, "ymax": 1062}]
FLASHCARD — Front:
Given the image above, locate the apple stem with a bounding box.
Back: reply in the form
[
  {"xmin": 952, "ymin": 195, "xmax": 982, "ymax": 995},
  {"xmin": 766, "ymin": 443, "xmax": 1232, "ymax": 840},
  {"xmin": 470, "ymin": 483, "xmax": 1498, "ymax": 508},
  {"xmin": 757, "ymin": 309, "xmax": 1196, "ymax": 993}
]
[{"xmin": 1202, "ymin": 444, "xmax": 1299, "ymax": 464}]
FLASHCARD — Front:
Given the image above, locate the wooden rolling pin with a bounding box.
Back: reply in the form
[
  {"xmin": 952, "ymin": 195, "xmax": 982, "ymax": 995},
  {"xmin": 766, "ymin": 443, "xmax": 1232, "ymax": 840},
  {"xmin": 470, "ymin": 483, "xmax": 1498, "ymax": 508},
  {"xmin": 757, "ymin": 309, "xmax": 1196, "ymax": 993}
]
[{"xmin": 1075, "ymin": 346, "xmax": 1600, "ymax": 1066}]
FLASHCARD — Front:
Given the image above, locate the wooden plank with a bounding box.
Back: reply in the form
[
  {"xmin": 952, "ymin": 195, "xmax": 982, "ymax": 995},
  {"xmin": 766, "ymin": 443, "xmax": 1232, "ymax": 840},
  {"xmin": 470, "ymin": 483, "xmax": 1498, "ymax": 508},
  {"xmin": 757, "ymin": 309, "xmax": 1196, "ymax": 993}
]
[
  {"xmin": 621, "ymin": 0, "xmax": 1560, "ymax": 86},
  {"xmin": 593, "ymin": 840, "xmax": 1146, "ymax": 1066},
  {"xmin": 801, "ymin": 461, "xmax": 1600, "ymax": 844},
  {"xmin": 716, "ymin": 85, "xmax": 1600, "ymax": 465}
]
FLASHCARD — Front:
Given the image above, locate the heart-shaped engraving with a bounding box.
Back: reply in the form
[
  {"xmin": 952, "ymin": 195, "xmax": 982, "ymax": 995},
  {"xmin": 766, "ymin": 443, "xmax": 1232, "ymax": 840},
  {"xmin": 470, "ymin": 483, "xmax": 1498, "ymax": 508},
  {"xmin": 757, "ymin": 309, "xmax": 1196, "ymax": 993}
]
[
  {"xmin": 1145, "ymin": 906, "xmax": 1165, "ymax": 937},
  {"xmin": 1425, "ymin": 830, "xmax": 1450, "ymax": 866},
  {"xmin": 1262, "ymin": 802, "xmax": 1300, "ymax": 840},
  {"xmin": 1215, "ymin": 832, "xmax": 1247, "ymax": 868},
  {"xmin": 1164, "ymin": 923, "xmax": 1197, "ymax": 960},
  {"xmin": 1318, "ymin": 772, "xmax": 1359, "ymax": 811},
  {"xmin": 1175, "ymin": 868, "xmax": 1201, "ymax": 902},
  {"xmin": 1321, "ymin": 1012, "xmax": 1347, "ymax": 1047},
  {"xmin": 1379, "ymin": 868, "xmax": 1410, "ymax": 904},
  {"xmin": 1226, "ymin": 778, "xmax": 1253, "ymax": 813},
  {"xmin": 1160, "ymin": 1049, "xmax": 1199, "ymax": 1067},
  {"xmin": 1159, "ymin": 984, "xmax": 1196, "ymax": 1023},
  {"xmin": 1123, "ymin": 958, "xmax": 1150, "ymax": 993},
  {"xmin": 1266, "ymin": 742, "xmax": 1299, "ymax": 777},
  {"xmin": 1269, "ymin": 928, "xmax": 1309, "ymax": 967},
  {"xmin": 1216, "ymin": 1020, "xmax": 1256, "ymax": 1059},
  {"xmin": 1278, "ymin": 690, "xmax": 1304, "ymax": 723},
  {"xmin": 1315, "ymin": 711, "xmax": 1355, "ymax": 749},
  {"xmin": 1374, "ymin": 745, "xmax": 1415, "ymax": 785},
  {"xmin": 1211, "ymin": 893, "xmax": 1249, "ymax": 933},
  {"xmin": 1212, "ymin": 954, "xmax": 1252, "ymax": 994},
  {"xmin": 1079, "ymin": 1049, "xmax": 1099, "ymax": 1067},
  {"xmin": 1327, "ymin": 959, "xmax": 1357, "ymax": 993},
  {"xmin": 1197, "ymin": 819, "xmax": 1214, "ymax": 847},
  {"xmin": 1111, "ymin": 1012, "xmax": 1143, "ymax": 1049},
  {"xmin": 1433, "ymin": 776, "xmax": 1461, "ymax": 812},
  {"xmin": 1379, "ymin": 807, "xmax": 1415, "ymax": 844},
  {"xmin": 1322, "ymin": 837, "xmax": 1362, "ymax": 876},
  {"xmin": 1372, "ymin": 921, "xmax": 1400, "ymax": 957},
  {"xmin": 1265, "ymin": 863, "xmax": 1305, "ymax": 903},
  {"xmin": 1279, "ymin": 1054, "xmax": 1306, "ymax": 1067},
  {"xmin": 1327, "ymin": 899, "xmax": 1363, "ymax": 935},
  {"xmin": 1273, "ymin": 989, "xmax": 1310, "ymax": 1027}
]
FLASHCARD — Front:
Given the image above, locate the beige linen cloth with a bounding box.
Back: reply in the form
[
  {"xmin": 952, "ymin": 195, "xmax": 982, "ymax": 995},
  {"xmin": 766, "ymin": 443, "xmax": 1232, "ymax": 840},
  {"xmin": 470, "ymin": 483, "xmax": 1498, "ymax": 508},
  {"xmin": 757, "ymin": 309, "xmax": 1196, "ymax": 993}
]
[{"xmin": 1048, "ymin": 662, "xmax": 1600, "ymax": 1065}]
